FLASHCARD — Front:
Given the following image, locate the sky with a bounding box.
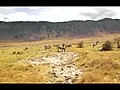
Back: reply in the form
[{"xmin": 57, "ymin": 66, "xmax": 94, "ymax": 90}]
[{"xmin": 0, "ymin": 6, "xmax": 120, "ymax": 22}]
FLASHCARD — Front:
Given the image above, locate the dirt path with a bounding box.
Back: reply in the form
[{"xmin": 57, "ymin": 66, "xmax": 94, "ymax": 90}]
[{"xmin": 26, "ymin": 52, "xmax": 83, "ymax": 84}]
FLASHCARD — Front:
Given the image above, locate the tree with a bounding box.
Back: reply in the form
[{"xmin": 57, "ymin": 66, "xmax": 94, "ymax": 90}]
[{"xmin": 101, "ymin": 40, "xmax": 112, "ymax": 51}]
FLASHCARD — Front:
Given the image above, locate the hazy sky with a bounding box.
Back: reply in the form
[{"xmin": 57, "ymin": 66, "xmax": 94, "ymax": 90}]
[{"xmin": 0, "ymin": 6, "xmax": 120, "ymax": 22}]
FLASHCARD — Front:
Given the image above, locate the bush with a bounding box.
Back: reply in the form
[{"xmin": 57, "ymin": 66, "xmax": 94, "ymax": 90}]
[{"xmin": 101, "ymin": 41, "xmax": 112, "ymax": 51}]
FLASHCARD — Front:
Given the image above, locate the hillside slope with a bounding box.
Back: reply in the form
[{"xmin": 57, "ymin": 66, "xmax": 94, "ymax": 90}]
[{"xmin": 0, "ymin": 18, "xmax": 120, "ymax": 41}]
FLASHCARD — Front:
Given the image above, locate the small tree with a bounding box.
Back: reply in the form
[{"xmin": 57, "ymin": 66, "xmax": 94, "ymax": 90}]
[
  {"xmin": 101, "ymin": 40, "xmax": 112, "ymax": 51},
  {"xmin": 77, "ymin": 41, "xmax": 84, "ymax": 48}
]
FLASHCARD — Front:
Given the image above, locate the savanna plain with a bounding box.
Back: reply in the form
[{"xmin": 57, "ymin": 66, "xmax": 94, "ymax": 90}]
[{"xmin": 0, "ymin": 34, "xmax": 120, "ymax": 84}]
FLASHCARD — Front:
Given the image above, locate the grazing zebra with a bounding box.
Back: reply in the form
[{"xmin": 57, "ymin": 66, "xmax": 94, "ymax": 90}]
[
  {"xmin": 57, "ymin": 43, "xmax": 67, "ymax": 52},
  {"xmin": 92, "ymin": 43, "xmax": 96, "ymax": 48},
  {"xmin": 53, "ymin": 43, "xmax": 71, "ymax": 52},
  {"xmin": 57, "ymin": 46, "xmax": 66, "ymax": 52},
  {"xmin": 44, "ymin": 45, "xmax": 52, "ymax": 50},
  {"xmin": 92, "ymin": 41, "xmax": 99, "ymax": 48},
  {"xmin": 24, "ymin": 47, "xmax": 28, "ymax": 50}
]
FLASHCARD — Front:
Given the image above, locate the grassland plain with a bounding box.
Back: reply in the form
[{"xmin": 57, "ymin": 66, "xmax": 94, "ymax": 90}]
[{"xmin": 0, "ymin": 34, "xmax": 120, "ymax": 84}]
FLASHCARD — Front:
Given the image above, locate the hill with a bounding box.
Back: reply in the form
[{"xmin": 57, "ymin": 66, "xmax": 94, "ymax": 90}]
[{"xmin": 0, "ymin": 18, "xmax": 120, "ymax": 41}]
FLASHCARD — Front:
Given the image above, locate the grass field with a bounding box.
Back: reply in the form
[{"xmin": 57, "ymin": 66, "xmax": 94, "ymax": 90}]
[{"xmin": 0, "ymin": 33, "xmax": 120, "ymax": 83}]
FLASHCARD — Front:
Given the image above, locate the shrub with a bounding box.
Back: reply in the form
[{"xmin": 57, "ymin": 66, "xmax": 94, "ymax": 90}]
[{"xmin": 101, "ymin": 41, "xmax": 112, "ymax": 51}]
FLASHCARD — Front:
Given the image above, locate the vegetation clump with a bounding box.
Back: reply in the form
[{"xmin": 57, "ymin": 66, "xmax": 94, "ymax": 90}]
[{"xmin": 101, "ymin": 40, "xmax": 112, "ymax": 51}]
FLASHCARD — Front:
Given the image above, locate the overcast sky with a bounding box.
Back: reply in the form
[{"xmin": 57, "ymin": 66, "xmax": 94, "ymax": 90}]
[{"xmin": 0, "ymin": 6, "xmax": 120, "ymax": 22}]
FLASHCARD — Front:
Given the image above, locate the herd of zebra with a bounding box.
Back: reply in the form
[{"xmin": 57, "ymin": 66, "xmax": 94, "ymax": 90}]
[
  {"xmin": 44, "ymin": 43, "xmax": 72, "ymax": 52},
  {"xmin": 44, "ymin": 41, "xmax": 99, "ymax": 52}
]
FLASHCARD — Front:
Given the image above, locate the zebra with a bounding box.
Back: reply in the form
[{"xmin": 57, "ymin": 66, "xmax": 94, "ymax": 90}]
[
  {"xmin": 44, "ymin": 45, "xmax": 52, "ymax": 50},
  {"xmin": 92, "ymin": 41, "xmax": 99, "ymax": 48},
  {"xmin": 53, "ymin": 43, "xmax": 71, "ymax": 52},
  {"xmin": 56, "ymin": 43, "xmax": 67, "ymax": 52},
  {"xmin": 57, "ymin": 46, "xmax": 66, "ymax": 52},
  {"xmin": 92, "ymin": 43, "xmax": 96, "ymax": 48},
  {"xmin": 24, "ymin": 47, "xmax": 29, "ymax": 50}
]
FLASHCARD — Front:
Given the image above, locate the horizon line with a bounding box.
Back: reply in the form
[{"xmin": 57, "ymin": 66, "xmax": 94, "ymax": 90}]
[{"xmin": 0, "ymin": 17, "xmax": 118, "ymax": 23}]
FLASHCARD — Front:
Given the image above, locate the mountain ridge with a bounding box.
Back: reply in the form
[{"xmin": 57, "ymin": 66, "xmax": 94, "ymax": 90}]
[{"xmin": 0, "ymin": 18, "xmax": 120, "ymax": 41}]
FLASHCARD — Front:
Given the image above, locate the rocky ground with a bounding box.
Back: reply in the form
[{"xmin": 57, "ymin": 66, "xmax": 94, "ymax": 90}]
[{"xmin": 26, "ymin": 52, "xmax": 83, "ymax": 84}]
